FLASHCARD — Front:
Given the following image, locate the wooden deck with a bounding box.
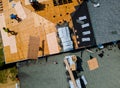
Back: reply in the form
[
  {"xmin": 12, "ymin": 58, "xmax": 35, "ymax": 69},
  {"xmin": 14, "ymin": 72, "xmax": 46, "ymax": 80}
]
[{"xmin": 0, "ymin": 0, "xmax": 83, "ymax": 63}]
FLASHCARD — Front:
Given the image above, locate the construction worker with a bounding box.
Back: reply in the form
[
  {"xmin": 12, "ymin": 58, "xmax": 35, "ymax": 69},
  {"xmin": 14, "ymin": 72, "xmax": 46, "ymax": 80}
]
[
  {"xmin": 3, "ymin": 27, "xmax": 17, "ymax": 35},
  {"xmin": 10, "ymin": 14, "xmax": 22, "ymax": 22},
  {"xmin": 3, "ymin": 27, "xmax": 11, "ymax": 33}
]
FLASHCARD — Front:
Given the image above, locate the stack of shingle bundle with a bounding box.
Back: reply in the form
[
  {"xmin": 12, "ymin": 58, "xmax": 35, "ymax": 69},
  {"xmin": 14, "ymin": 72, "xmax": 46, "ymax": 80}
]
[{"xmin": 0, "ymin": 0, "xmax": 3, "ymax": 12}]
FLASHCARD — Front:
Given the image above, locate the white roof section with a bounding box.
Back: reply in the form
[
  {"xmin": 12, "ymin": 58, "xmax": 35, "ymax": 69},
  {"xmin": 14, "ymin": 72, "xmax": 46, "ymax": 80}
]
[{"xmin": 57, "ymin": 27, "xmax": 73, "ymax": 51}]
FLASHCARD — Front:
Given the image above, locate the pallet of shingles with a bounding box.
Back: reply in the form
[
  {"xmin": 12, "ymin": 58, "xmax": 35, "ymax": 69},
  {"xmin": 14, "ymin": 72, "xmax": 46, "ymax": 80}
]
[{"xmin": 0, "ymin": 1, "xmax": 2, "ymax": 4}]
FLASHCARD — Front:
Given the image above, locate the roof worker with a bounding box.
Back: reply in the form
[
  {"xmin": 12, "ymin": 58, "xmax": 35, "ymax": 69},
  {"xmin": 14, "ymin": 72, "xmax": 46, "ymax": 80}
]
[
  {"xmin": 2, "ymin": 27, "xmax": 17, "ymax": 35},
  {"xmin": 3, "ymin": 27, "xmax": 11, "ymax": 33},
  {"xmin": 10, "ymin": 14, "xmax": 22, "ymax": 22}
]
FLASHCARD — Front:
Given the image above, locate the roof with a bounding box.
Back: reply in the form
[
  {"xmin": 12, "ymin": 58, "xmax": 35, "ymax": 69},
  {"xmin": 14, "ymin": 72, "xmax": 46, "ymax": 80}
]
[
  {"xmin": 18, "ymin": 44, "xmax": 120, "ymax": 88},
  {"xmin": 71, "ymin": 2, "xmax": 96, "ymax": 48},
  {"xmin": 80, "ymin": 45, "xmax": 120, "ymax": 88},
  {"xmin": 87, "ymin": 0, "xmax": 120, "ymax": 45},
  {"xmin": 0, "ymin": 0, "xmax": 83, "ymax": 63},
  {"xmin": 19, "ymin": 57, "xmax": 69, "ymax": 88}
]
